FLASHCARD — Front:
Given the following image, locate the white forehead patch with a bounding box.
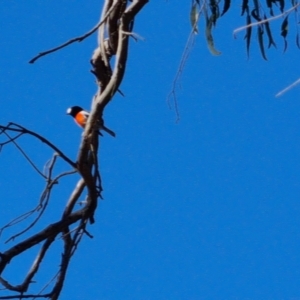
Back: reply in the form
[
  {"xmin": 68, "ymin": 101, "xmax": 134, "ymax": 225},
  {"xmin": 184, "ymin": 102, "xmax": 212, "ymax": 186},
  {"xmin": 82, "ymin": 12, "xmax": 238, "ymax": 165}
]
[{"xmin": 66, "ymin": 107, "xmax": 72, "ymax": 114}]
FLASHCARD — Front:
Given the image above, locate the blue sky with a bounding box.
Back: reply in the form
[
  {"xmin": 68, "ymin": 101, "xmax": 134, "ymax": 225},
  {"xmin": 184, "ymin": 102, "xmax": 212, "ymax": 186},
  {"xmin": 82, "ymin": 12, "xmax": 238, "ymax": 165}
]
[{"xmin": 1, "ymin": 1, "xmax": 300, "ymax": 299}]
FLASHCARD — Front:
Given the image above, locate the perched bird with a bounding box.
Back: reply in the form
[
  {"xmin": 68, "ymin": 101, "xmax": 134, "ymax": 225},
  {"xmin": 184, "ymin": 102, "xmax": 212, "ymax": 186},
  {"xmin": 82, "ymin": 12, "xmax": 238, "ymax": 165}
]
[{"xmin": 66, "ymin": 106, "xmax": 116, "ymax": 137}]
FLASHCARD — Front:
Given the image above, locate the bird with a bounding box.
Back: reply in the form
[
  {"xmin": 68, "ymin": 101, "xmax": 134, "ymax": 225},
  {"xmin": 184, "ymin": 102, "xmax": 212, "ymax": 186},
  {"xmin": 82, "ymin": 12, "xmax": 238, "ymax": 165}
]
[{"xmin": 66, "ymin": 106, "xmax": 116, "ymax": 137}]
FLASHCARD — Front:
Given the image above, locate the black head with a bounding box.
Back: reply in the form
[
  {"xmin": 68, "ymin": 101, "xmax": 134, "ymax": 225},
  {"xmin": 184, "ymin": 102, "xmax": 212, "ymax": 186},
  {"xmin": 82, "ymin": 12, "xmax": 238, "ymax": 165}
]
[{"xmin": 66, "ymin": 106, "xmax": 83, "ymax": 117}]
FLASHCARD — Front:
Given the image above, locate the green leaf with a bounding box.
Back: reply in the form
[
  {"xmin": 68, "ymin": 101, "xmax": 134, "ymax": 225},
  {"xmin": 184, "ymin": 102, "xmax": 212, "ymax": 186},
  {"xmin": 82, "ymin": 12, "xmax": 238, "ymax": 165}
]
[
  {"xmin": 205, "ymin": 14, "xmax": 222, "ymax": 56},
  {"xmin": 221, "ymin": 0, "xmax": 231, "ymax": 16},
  {"xmin": 190, "ymin": 3, "xmax": 199, "ymax": 34},
  {"xmin": 258, "ymin": 26, "xmax": 268, "ymax": 60},
  {"xmin": 244, "ymin": 14, "xmax": 252, "ymax": 58},
  {"xmin": 278, "ymin": 0, "xmax": 285, "ymax": 12},
  {"xmin": 241, "ymin": 0, "xmax": 249, "ymax": 15},
  {"xmin": 281, "ymin": 16, "xmax": 288, "ymax": 52},
  {"xmin": 264, "ymin": 15, "xmax": 276, "ymax": 48},
  {"xmin": 266, "ymin": 0, "xmax": 274, "ymax": 16},
  {"xmin": 209, "ymin": 0, "xmax": 220, "ymax": 25},
  {"xmin": 251, "ymin": 8, "xmax": 261, "ymax": 21}
]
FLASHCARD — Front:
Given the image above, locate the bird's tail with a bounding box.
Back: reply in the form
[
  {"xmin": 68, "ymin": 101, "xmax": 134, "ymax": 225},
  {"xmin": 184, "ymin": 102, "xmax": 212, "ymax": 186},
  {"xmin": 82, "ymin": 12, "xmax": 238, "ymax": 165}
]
[{"xmin": 101, "ymin": 125, "xmax": 116, "ymax": 137}]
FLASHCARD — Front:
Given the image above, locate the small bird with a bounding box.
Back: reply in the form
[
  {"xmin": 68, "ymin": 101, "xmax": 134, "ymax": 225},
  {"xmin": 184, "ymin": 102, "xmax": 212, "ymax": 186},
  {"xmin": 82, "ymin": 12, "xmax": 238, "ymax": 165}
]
[{"xmin": 66, "ymin": 106, "xmax": 116, "ymax": 137}]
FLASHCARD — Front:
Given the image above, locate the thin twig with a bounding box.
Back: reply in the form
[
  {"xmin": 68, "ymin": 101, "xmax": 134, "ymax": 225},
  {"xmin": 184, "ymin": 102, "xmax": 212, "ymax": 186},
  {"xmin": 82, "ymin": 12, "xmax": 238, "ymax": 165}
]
[
  {"xmin": 3, "ymin": 131, "xmax": 46, "ymax": 179},
  {"xmin": 29, "ymin": 0, "xmax": 122, "ymax": 64},
  {"xmin": 29, "ymin": 21, "xmax": 102, "ymax": 64},
  {"xmin": 0, "ymin": 168, "xmax": 76, "ymax": 240},
  {"xmin": 166, "ymin": 2, "xmax": 204, "ymax": 122},
  {"xmin": 0, "ymin": 1, "xmax": 149, "ymax": 298},
  {"xmin": 50, "ymin": 221, "xmax": 87, "ymax": 299},
  {"xmin": 5, "ymin": 169, "xmax": 77, "ymax": 243},
  {"xmin": 0, "ymin": 132, "xmax": 23, "ymax": 147},
  {"xmin": 0, "ymin": 209, "xmax": 40, "ymax": 237},
  {"xmin": 0, "ymin": 293, "xmax": 51, "ymax": 299},
  {"xmin": 167, "ymin": 31, "xmax": 196, "ymax": 122},
  {"xmin": 0, "ymin": 123, "xmax": 76, "ymax": 168},
  {"xmin": 4, "ymin": 202, "xmax": 48, "ymax": 244},
  {"xmin": 9, "ymin": 236, "xmax": 56, "ymax": 294},
  {"xmin": 233, "ymin": 3, "xmax": 300, "ymax": 37},
  {"xmin": 34, "ymin": 271, "xmax": 59, "ymax": 299},
  {"xmin": 44, "ymin": 153, "xmax": 58, "ymax": 179},
  {"xmin": 275, "ymin": 77, "xmax": 300, "ymax": 97}
]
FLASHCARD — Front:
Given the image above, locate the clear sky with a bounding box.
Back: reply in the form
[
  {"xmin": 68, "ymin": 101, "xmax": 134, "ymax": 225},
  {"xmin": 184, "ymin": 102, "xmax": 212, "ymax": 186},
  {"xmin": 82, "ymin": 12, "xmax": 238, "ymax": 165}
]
[{"xmin": 1, "ymin": 1, "xmax": 300, "ymax": 299}]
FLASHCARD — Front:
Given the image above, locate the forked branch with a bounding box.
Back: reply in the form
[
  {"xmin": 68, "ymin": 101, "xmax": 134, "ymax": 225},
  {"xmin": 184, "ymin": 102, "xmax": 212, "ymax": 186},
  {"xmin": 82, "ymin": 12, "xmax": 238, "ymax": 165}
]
[{"xmin": 0, "ymin": 1, "xmax": 148, "ymax": 299}]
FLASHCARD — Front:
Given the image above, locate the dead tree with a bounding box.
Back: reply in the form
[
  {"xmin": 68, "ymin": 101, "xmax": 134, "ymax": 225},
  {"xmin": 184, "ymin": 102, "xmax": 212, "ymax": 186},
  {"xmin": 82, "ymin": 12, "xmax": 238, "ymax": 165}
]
[{"xmin": 0, "ymin": 1, "xmax": 148, "ymax": 299}]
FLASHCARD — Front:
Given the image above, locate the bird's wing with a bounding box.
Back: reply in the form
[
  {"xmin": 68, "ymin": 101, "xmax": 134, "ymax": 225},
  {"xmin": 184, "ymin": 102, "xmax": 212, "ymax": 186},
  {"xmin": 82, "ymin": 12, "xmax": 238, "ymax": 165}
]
[{"xmin": 82, "ymin": 110, "xmax": 90, "ymax": 119}]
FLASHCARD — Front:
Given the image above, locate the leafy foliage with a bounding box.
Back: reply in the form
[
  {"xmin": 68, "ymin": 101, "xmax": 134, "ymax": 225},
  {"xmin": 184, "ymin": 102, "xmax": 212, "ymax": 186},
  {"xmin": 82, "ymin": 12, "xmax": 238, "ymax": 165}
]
[{"xmin": 190, "ymin": 0, "xmax": 300, "ymax": 58}]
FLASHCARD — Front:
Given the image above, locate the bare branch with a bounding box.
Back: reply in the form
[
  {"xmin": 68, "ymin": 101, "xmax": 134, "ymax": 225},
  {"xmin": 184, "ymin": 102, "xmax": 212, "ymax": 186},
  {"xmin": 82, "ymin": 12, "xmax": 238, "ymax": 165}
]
[
  {"xmin": 5, "ymin": 199, "xmax": 49, "ymax": 244},
  {"xmin": 275, "ymin": 77, "xmax": 300, "ymax": 97},
  {"xmin": 0, "ymin": 123, "xmax": 76, "ymax": 168},
  {"xmin": 29, "ymin": 21, "xmax": 103, "ymax": 64},
  {"xmin": 36, "ymin": 271, "xmax": 59, "ymax": 298},
  {"xmin": 167, "ymin": 31, "xmax": 196, "ymax": 122},
  {"xmin": 0, "ymin": 209, "xmax": 84, "ymax": 274},
  {"xmin": 3, "ymin": 131, "xmax": 46, "ymax": 179},
  {"xmin": 29, "ymin": 0, "xmax": 124, "ymax": 64},
  {"xmin": 233, "ymin": 3, "xmax": 300, "ymax": 37},
  {"xmin": 0, "ymin": 132, "xmax": 23, "ymax": 148},
  {"xmin": 0, "ymin": 1, "xmax": 149, "ymax": 298},
  {"xmin": 0, "ymin": 237, "xmax": 55, "ymax": 293},
  {"xmin": 0, "ymin": 210, "xmax": 39, "ymax": 237},
  {"xmin": 167, "ymin": 1, "xmax": 205, "ymax": 122},
  {"xmin": 0, "ymin": 293, "xmax": 51, "ymax": 299},
  {"xmin": 0, "ymin": 168, "xmax": 76, "ymax": 240}
]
